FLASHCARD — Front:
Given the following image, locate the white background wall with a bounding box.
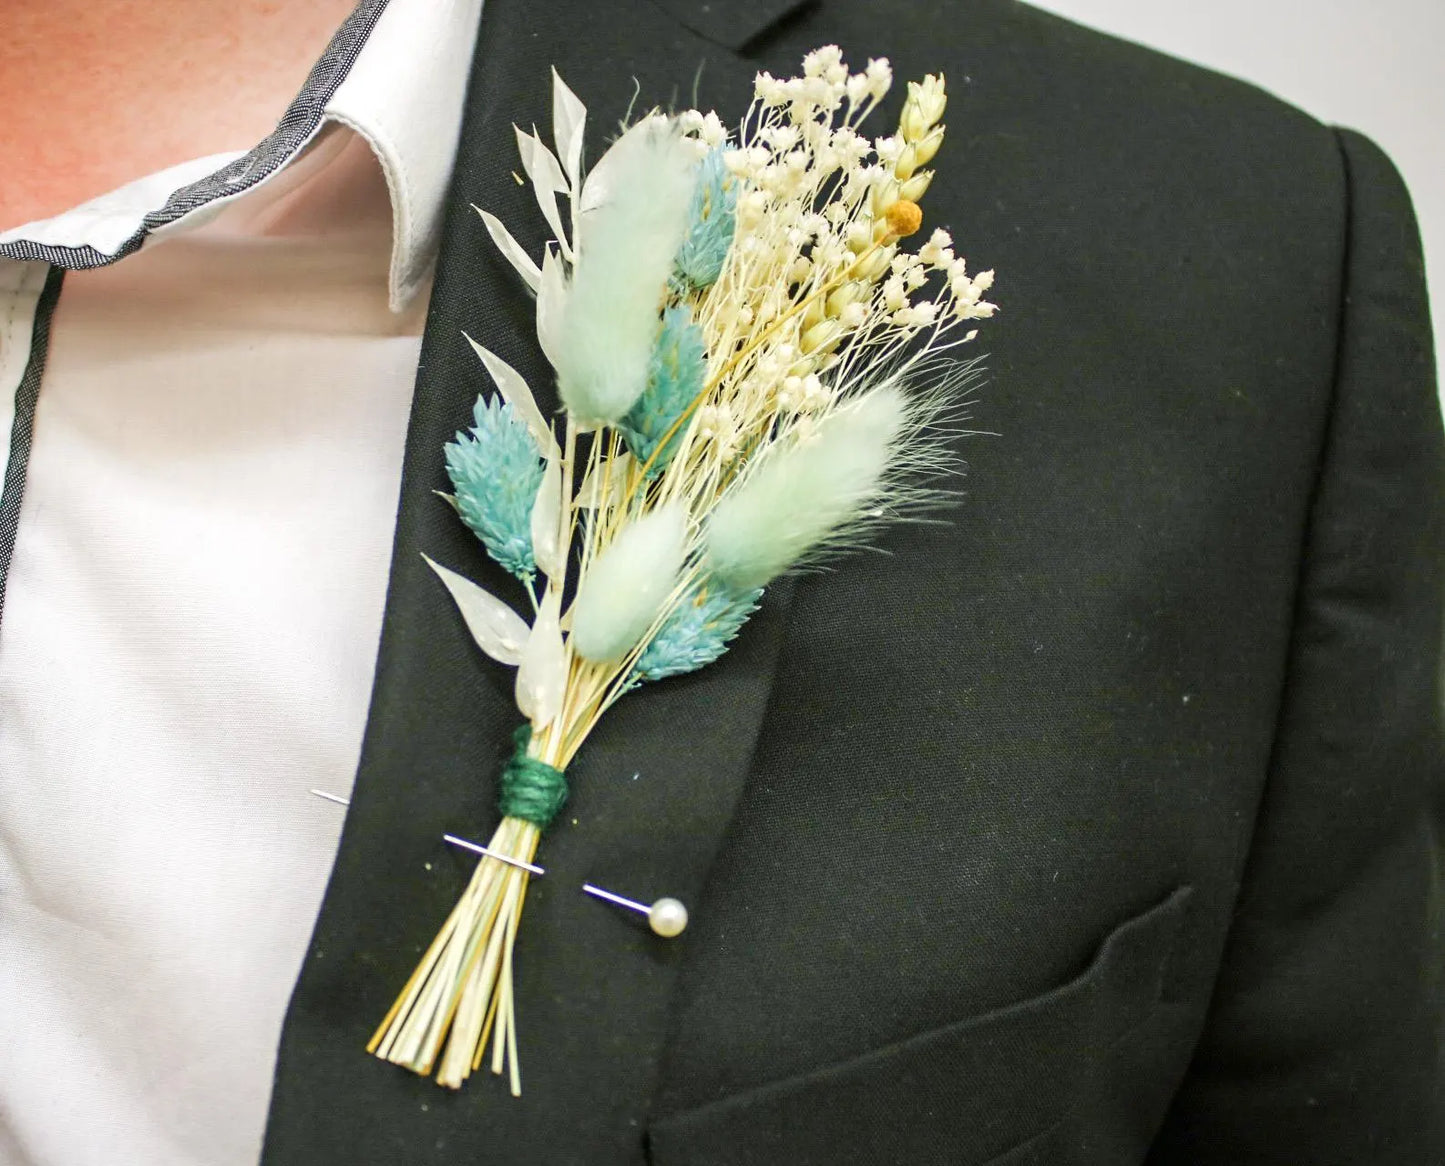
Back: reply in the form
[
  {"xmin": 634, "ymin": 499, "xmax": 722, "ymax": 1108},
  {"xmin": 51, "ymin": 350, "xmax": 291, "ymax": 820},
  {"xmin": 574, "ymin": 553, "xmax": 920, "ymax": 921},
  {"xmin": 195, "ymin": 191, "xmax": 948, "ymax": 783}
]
[{"xmin": 1023, "ymin": 0, "xmax": 1444, "ymax": 405}]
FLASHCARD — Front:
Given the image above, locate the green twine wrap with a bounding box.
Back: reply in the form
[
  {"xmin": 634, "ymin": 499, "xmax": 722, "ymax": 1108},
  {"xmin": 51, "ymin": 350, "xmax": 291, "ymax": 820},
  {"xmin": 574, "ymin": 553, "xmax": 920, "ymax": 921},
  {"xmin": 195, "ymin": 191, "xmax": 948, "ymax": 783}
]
[{"xmin": 497, "ymin": 725, "xmax": 569, "ymax": 829}]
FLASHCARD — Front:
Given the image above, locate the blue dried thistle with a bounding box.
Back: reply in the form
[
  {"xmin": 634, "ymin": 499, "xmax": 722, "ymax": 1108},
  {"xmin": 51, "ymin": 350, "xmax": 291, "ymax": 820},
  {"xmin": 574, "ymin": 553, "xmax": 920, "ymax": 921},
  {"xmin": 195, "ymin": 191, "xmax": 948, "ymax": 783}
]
[
  {"xmin": 618, "ymin": 304, "xmax": 706, "ymax": 475},
  {"xmin": 444, "ymin": 395, "xmax": 545, "ymax": 582},
  {"xmin": 632, "ymin": 578, "xmax": 763, "ymax": 683},
  {"xmin": 672, "ymin": 148, "xmax": 737, "ymax": 291}
]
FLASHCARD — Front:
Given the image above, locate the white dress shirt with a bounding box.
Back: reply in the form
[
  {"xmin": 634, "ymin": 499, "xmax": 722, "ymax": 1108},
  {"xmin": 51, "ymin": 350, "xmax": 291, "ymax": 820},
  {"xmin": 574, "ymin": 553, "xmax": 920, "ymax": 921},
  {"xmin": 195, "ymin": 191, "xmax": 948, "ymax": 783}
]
[{"xmin": 0, "ymin": 1, "xmax": 484, "ymax": 1162}]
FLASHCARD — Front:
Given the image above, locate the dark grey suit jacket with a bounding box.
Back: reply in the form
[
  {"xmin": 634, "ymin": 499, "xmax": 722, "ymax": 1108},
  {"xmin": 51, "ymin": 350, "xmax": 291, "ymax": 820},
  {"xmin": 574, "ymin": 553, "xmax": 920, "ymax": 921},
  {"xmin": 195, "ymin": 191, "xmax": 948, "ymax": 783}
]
[{"xmin": 253, "ymin": 1, "xmax": 1445, "ymax": 1162}]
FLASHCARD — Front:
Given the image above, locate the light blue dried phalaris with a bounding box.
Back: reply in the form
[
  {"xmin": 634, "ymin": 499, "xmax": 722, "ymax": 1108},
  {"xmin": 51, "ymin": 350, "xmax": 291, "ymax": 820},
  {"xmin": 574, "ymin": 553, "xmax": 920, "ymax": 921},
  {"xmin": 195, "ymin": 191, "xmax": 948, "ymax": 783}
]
[
  {"xmin": 618, "ymin": 304, "xmax": 707, "ymax": 474},
  {"xmin": 672, "ymin": 147, "xmax": 737, "ymax": 291},
  {"xmin": 631, "ymin": 578, "xmax": 762, "ymax": 683},
  {"xmin": 444, "ymin": 395, "xmax": 546, "ymax": 581}
]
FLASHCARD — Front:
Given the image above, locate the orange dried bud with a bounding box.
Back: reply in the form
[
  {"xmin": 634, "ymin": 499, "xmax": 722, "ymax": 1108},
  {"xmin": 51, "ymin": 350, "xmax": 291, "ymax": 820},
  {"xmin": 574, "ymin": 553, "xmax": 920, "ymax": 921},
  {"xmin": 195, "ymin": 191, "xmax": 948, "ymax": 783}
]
[{"xmin": 885, "ymin": 199, "xmax": 923, "ymax": 237}]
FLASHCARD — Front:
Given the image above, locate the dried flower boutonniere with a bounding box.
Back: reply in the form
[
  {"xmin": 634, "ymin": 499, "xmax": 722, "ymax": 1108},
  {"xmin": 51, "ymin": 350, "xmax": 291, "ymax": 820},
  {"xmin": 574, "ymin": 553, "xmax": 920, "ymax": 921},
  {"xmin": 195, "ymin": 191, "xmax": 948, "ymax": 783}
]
[{"xmin": 367, "ymin": 44, "xmax": 998, "ymax": 1093}]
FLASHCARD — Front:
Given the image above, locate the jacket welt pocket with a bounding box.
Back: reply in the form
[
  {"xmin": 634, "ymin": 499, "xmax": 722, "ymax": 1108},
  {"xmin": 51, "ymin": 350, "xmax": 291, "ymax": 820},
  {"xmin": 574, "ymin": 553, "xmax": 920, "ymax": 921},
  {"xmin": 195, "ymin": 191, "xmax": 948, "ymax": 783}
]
[{"xmin": 646, "ymin": 884, "xmax": 1194, "ymax": 1166}]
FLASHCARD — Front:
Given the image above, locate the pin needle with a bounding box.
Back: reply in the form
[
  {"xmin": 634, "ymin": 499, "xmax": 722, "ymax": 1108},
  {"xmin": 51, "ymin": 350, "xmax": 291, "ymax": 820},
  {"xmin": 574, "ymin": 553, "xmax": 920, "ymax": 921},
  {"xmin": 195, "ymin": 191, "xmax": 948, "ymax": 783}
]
[{"xmin": 308, "ymin": 790, "xmax": 545, "ymax": 876}]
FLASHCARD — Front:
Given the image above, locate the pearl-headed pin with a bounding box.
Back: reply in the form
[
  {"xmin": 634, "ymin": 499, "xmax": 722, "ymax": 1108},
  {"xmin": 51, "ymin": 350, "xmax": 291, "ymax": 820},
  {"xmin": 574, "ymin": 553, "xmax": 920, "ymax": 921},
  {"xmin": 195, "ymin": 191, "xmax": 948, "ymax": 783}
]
[{"xmin": 582, "ymin": 883, "xmax": 689, "ymax": 938}]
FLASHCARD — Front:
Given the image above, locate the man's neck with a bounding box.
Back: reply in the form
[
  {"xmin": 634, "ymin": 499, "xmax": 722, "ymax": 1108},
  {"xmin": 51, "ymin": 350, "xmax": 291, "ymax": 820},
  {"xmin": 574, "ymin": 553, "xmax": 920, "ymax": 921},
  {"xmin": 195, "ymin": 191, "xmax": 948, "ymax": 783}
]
[{"xmin": 0, "ymin": 0, "xmax": 360, "ymax": 232}]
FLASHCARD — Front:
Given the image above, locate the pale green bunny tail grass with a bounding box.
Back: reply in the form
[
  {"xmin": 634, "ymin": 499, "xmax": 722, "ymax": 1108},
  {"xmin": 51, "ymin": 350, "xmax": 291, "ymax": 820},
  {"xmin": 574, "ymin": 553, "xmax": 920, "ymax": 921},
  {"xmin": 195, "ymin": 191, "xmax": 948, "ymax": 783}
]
[
  {"xmin": 704, "ymin": 385, "xmax": 912, "ymax": 591},
  {"xmin": 703, "ymin": 361, "xmax": 982, "ymax": 593},
  {"xmin": 831, "ymin": 344, "xmax": 993, "ymax": 490},
  {"xmin": 556, "ymin": 121, "xmax": 697, "ymax": 425},
  {"xmin": 821, "ymin": 333, "xmax": 995, "ymax": 512},
  {"xmin": 571, "ymin": 502, "xmax": 690, "ymax": 663}
]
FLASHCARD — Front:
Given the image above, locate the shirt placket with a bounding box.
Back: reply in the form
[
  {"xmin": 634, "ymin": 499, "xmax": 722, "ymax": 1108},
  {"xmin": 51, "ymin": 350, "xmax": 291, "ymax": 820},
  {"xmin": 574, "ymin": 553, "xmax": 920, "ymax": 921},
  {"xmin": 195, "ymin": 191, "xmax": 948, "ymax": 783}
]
[{"xmin": 0, "ymin": 259, "xmax": 60, "ymax": 625}]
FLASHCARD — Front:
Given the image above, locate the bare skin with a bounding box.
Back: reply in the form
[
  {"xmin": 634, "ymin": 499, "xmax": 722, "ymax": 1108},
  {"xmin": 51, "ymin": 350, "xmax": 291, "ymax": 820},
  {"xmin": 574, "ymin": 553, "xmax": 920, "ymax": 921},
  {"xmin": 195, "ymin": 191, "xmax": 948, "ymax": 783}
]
[{"xmin": 0, "ymin": 0, "xmax": 360, "ymax": 231}]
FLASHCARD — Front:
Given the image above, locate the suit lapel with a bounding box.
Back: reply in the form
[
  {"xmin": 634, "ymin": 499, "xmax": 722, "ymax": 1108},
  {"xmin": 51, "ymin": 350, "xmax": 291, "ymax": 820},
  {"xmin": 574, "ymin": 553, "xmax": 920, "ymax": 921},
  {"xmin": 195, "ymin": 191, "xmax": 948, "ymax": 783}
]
[{"xmin": 262, "ymin": 1, "xmax": 812, "ymax": 1161}]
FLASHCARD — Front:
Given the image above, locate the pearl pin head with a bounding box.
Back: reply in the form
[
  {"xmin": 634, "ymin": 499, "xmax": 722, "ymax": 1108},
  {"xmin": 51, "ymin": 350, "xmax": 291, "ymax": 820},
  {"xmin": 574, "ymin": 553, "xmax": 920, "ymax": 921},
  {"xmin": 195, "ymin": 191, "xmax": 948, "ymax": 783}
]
[{"xmin": 647, "ymin": 897, "xmax": 689, "ymax": 938}]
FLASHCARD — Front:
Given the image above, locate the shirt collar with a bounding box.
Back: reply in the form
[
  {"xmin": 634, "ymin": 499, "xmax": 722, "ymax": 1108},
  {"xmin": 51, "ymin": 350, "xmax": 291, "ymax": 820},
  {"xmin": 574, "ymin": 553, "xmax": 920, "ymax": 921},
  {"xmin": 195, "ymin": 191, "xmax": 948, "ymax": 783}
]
[
  {"xmin": 323, "ymin": 0, "xmax": 486, "ymax": 310},
  {"xmin": 0, "ymin": 0, "xmax": 484, "ymax": 313}
]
